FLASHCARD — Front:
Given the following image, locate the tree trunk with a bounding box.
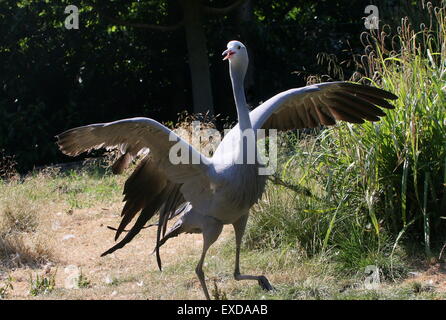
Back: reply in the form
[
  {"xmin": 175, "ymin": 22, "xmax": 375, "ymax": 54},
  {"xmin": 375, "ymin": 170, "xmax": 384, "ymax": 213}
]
[
  {"xmin": 179, "ymin": 0, "xmax": 214, "ymax": 115},
  {"xmin": 167, "ymin": 0, "xmax": 188, "ymax": 116},
  {"xmin": 235, "ymin": 0, "xmax": 255, "ymax": 105}
]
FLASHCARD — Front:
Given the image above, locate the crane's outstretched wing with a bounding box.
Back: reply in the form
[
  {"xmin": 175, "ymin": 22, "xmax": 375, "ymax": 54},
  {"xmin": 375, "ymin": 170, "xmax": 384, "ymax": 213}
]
[
  {"xmin": 56, "ymin": 117, "xmax": 211, "ymax": 181},
  {"xmin": 56, "ymin": 117, "xmax": 212, "ymax": 264},
  {"xmin": 250, "ymin": 82, "xmax": 398, "ymax": 131}
]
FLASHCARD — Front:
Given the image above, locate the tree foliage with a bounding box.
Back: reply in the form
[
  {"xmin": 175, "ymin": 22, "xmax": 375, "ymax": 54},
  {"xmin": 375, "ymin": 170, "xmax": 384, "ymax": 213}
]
[{"xmin": 1, "ymin": 0, "xmax": 421, "ymax": 171}]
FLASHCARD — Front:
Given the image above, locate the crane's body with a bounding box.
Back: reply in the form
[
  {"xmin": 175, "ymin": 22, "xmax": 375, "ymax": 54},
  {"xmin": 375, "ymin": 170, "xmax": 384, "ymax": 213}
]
[
  {"xmin": 56, "ymin": 40, "xmax": 398, "ymax": 299},
  {"xmin": 205, "ymin": 163, "xmax": 266, "ymax": 222}
]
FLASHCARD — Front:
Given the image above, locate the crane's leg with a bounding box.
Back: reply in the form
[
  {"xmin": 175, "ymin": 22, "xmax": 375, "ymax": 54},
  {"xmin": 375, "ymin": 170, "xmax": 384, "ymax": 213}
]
[
  {"xmin": 196, "ymin": 218, "xmax": 223, "ymax": 300},
  {"xmin": 233, "ymin": 214, "xmax": 274, "ymax": 291}
]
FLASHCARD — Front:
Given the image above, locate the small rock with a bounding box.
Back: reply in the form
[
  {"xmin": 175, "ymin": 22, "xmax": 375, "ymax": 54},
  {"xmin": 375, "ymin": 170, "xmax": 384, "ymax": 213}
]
[
  {"xmin": 111, "ymin": 290, "xmax": 117, "ymax": 296},
  {"xmin": 10, "ymin": 253, "xmax": 20, "ymax": 266},
  {"xmin": 137, "ymin": 281, "xmax": 144, "ymax": 287},
  {"xmin": 62, "ymin": 234, "xmax": 75, "ymax": 241},
  {"xmin": 64, "ymin": 265, "xmax": 81, "ymax": 289},
  {"xmin": 408, "ymin": 272, "xmax": 420, "ymax": 278},
  {"xmin": 104, "ymin": 275, "xmax": 113, "ymax": 284},
  {"xmin": 43, "ymin": 262, "xmax": 54, "ymax": 274},
  {"xmin": 52, "ymin": 221, "xmax": 61, "ymax": 231}
]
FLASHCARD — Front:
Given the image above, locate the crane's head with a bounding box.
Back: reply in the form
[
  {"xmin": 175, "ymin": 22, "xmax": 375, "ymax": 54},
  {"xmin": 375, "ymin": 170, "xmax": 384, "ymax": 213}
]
[{"xmin": 222, "ymin": 40, "xmax": 249, "ymax": 69}]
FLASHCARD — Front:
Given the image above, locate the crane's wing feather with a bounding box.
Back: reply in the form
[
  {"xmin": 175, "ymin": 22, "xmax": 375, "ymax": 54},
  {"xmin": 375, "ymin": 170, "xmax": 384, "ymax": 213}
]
[
  {"xmin": 111, "ymin": 151, "xmax": 135, "ymax": 174},
  {"xmin": 56, "ymin": 117, "xmax": 212, "ymax": 260},
  {"xmin": 250, "ymin": 82, "xmax": 398, "ymax": 131},
  {"xmin": 56, "ymin": 117, "xmax": 211, "ymax": 182},
  {"xmin": 99, "ymin": 155, "xmax": 186, "ymax": 266}
]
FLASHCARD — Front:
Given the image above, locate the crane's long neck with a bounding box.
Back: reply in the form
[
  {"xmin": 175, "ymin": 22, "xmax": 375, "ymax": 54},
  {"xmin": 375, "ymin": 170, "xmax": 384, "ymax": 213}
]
[
  {"xmin": 230, "ymin": 65, "xmax": 252, "ymax": 131},
  {"xmin": 228, "ymin": 61, "xmax": 258, "ymax": 168}
]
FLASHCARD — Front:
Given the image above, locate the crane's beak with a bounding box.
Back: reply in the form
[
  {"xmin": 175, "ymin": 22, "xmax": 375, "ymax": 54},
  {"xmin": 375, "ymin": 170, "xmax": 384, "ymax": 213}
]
[{"xmin": 222, "ymin": 49, "xmax": 235, "ymax": 60}]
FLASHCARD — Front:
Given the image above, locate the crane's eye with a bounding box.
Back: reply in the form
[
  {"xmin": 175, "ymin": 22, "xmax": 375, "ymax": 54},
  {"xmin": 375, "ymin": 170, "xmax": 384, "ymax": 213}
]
[{"xmin": 237, "ymin": 45, "xmax": 241, "ymax": 49}]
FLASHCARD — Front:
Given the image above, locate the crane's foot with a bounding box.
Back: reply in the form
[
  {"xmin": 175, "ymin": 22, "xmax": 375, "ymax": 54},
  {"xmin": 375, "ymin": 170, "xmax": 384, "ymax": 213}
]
[{"xmin": 257, "ymin": 276, "xmax": 274, "ymax": 291}]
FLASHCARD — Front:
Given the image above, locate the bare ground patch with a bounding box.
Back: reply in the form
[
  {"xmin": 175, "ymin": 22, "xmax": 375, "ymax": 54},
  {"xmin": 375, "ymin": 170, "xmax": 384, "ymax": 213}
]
[{"xmin": 1, "ymin": 170, "xmax": 445, "ymax": 300}]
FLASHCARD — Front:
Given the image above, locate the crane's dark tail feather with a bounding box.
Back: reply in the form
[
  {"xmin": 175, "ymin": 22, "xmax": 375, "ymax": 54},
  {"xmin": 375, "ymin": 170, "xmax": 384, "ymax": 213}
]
[
  {"xmin": 113, "ymin": 156, "xmax": 163, "ymax": 241},
  {"xmin": 154, "ymin": 185, "xmax": 186, "ymax": 271},
  {"xmin": 108, "ymin": 154, "xmax": 185, "ymax": 247},
  {"xmin": 153, "ymin": 220, "xmax": 185, "ymax": 271},
  {"xmin": 100, "ymin": 186, "xmax": 176, "ymax": 257},
  {"xmin": 111, "ymin": 152, "xmax": 133, "ymax": 174},
  {"xmin": 106, "ymin": 223, "xmax": 158, "ymax": 232},
  {"xmin": 100, "ymin": 205, "xmax": 155, "ymax": 257}
]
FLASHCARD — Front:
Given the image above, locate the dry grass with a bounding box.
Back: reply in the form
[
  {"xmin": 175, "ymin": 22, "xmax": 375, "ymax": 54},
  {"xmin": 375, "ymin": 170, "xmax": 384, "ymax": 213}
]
[
  {"xmin": 0, "ymin": 177, "xmax": 51, "ymax": 269},
  {"xmin": 0, "ymin": 165, "xmax": 445, "ymax": 300},
  {"xmin": 0, "ymin": 150, "xmax": 19, "ymax": 181}
]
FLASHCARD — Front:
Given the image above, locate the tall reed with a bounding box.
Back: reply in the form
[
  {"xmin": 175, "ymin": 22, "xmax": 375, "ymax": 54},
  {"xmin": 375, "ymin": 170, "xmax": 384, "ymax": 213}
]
[
  {"xmin": 247, "ymin": 1, "xmax": 445, "ymax": 273},
  {"xmin": 334, "ymin": 0, "xmax": 446, "ymax": 252}
]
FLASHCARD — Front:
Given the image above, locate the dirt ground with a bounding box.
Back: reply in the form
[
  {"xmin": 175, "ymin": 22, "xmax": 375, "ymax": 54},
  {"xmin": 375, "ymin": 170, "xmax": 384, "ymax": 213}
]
[
  {"xmin": 2, "ymin": 203, "xmax": 446, "ymax": 300},
  {"xmin": 3, "ymin": 203, "xmax": 236, "ymax": 300}
]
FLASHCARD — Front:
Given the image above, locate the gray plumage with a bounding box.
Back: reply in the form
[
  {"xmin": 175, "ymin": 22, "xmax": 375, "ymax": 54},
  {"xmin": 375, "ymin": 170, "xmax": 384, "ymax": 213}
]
[{"xmin": 56, "ymin": 40, "xmax": 398, "ymax": 299}]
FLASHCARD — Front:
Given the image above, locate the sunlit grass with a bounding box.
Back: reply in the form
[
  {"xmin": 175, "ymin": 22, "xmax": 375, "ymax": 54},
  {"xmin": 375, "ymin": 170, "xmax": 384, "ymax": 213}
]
[
  {"xmin": 246, "ymin": 1, "xmax": 445, "ymax": 281},
  {"xmin": 1, "ymin": 2, "xmax": 445, "ymax": 300},
  {"xmin": 0, "ymin": 161, "xmax": 126, "ymax": 271}
]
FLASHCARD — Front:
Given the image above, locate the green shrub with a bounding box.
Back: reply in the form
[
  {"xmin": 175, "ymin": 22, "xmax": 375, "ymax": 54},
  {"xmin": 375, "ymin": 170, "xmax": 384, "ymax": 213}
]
[
  {"xmin": 29, "ymin": 272, "xmax": 56, "ymax": 296},
  {"xmin": 247, "ymin": 2, "xmax": 445, "ymax": 275}
]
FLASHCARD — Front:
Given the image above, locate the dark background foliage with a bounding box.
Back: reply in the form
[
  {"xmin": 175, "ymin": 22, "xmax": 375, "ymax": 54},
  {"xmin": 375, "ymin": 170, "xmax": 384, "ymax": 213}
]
[{"xmin": 0, "ymin": 0, "xmax": 424, "ymax": 172}]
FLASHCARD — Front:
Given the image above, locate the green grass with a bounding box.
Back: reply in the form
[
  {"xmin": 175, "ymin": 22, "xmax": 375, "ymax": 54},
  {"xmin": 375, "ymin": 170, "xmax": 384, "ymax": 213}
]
[
  {"xmin": 0, "ymin": 276, "xmax": 13, "ymax": 299},
  {"xmin": 77, "ymin": 269, "xmax": 92, "ymax": 289},
  {"xmin": 0, "ymin": 160, "xmax": 126, "ymax": 271},
  {"xmin": 1, "ymin": 2, "xmax": 445, "ymax": 300},
  {"xmin": 29, "ymin": 272, "xmax": 56, "ymax": 296},
  {"xmin": 245, "ymin": 1, "xmax": 446, "ymax": 282}
]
